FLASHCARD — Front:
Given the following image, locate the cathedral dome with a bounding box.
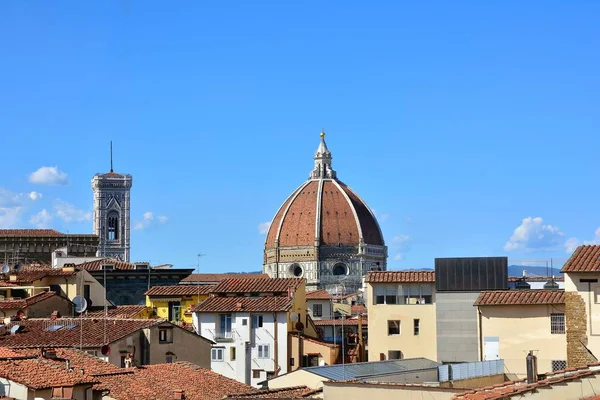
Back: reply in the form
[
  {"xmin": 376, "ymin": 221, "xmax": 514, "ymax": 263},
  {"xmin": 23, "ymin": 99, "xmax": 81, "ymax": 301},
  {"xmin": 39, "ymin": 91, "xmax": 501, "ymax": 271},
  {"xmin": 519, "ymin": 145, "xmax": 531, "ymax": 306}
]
[{"xmin": 264, "ymin": 133, "xmax": 384, "ymax": 251}]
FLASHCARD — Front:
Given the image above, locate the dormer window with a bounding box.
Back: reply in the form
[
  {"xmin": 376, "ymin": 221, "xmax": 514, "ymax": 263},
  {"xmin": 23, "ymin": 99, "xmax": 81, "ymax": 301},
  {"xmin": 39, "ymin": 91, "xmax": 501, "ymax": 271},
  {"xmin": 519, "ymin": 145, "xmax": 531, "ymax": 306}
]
[
  {"xmin": 102, "ymin": 264, "xmax": 115, "ymax": 271},
  {"xmin": 107, "ymin": 211, "xmax": 119, "ymax": 241}
]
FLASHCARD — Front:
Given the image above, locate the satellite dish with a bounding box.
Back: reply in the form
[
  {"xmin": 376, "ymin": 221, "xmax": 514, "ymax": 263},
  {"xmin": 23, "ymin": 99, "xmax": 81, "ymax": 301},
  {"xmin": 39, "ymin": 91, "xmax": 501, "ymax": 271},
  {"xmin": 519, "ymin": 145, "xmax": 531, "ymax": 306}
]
[
  {"xmin": 290, "ymin": 312, "xmax": 299, "ymax": 322},
  {"xmin": 13, "ymin": 264, "xmax": 21, "ymax": 271},
  {"xmin": 1, "ymin": 265, "xmax": 9, "ymax": 274},
  {"xmin": 3, "ymin": 318, "xmax": 10, "ymax": 325},
  {"xmin": 101, "ymin": 344, "xmax": 111, "ymax": 356},
  {"xmin": 10, "ymin": 325, "xmax": 22, "ymax": 334},
  {"xmin": 72, "ymin": 296, "xmax": 88, "ymax": 314}
]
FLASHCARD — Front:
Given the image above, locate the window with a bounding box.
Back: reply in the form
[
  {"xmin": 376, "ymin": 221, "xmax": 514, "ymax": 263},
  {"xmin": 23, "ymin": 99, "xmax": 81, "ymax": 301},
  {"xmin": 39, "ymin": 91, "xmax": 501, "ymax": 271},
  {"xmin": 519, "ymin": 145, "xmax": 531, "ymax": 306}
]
[
  {"xmin": 333, "ymin": 263, "xmax": 347, "ymax": 275},
  {"xmin": 313, "ymin": 304, "xmax": 323, "ymax": 317},
  {"xmin": 252, "ymin": 315, "xmax": 263, "ymax": 328},
  {"xmin": 551, "ymin": 313, "xmax": 565, "ymax": 334},
  {"xmin": 86, "ymin": 350, "xmax": 97, "ymax": 357},
  {"xmin": 290, "ymin": 358, "xmax": 295, "ymax": 366},
  {"xmin": 218, "ymin": 314, "xmax": 233, "ymax": 339},
  {"xmin": 552, "ymin": 360, "xmax": 567, "ymax": 372},
  {"xmin": 385, "ymin": 286, "xmax": 397, "ymax": 304},
  {"xmin": 266, "ymin": 372, "xmax": 275, "ymax": 380},
  {"xmin": 84, "ymin": 285, "xmax": 91, "ymax": 301},
  {"xmin": 388, "ymin": 350, "xmax": 403, "ymax": 360},
  {"xmin": 414, "ymin": 319, "xmax": 420, "ymax": 335},
  {"xmin": 166, "ymin": 352, "xmax": 176, "ymax": 363},
  {"xmin": 230, "ymin": 347, "xmax": 236, "ymax": 361},
  {"xmin": 159, "ymin": 328, "xmax": 173, "ymax": 343},
  {"xmin": 242, "ymin": 319, "xmax": 248, "ymax": 326},
  {"xmin": 374, "ymin": 286, "xmax": 385, "ymax": 305},
  {"xmin": 211, "ymin": 348, "xmax": 224, "ymax": 362},
  {"xmin": 120, "ymin": 355, "xmax": 127, "ymax": 368},
  {"xmin": 107, "ymin": 211, "xmax": 119, "ymax": 241},
  {"xmin": 252, "ymin": 370, "xmax": 262, "ymax": 379},
  {"xmin": 258, "ymin": 344, "xmax": 270, "ymax": 359},
  {"xmin": 388, "ymin": 320, "xmax": 401, "ymax": 335}
]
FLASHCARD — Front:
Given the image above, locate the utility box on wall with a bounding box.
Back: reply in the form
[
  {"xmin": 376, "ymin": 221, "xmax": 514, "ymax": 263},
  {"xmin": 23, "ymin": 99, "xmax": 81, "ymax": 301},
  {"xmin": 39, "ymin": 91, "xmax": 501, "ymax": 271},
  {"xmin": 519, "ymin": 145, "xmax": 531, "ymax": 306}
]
[{"xmin": 435, "ymin": 257, "xmax": 508, "ymax": 292}]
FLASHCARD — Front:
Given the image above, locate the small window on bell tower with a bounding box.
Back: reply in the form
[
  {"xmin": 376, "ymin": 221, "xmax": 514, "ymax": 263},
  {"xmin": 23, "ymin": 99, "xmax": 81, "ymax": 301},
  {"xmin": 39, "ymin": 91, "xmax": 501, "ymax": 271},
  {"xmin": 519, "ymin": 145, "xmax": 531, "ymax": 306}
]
[{"xmin": 107, "ymin": 211, "xmax": 119, "ymax": 241}]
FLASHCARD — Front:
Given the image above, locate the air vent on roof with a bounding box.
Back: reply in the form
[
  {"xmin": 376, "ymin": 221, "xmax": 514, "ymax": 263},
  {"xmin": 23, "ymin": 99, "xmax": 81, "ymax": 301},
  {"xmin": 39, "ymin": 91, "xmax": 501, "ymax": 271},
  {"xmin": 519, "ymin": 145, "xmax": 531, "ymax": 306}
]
[
  {"xmin": 515, "ymin": 278, "xmax": 531, "ymax": 290},
  {"xmin": 135, "ymin": 263, "xmax": 149, "ymax": 270},
  {"xmin": 63, "ymin": 263, "xmax": 76, "ymax": 268},
  {"xmin": 544, "ymin": 277, "xmax": 560, "ymax": 290}
]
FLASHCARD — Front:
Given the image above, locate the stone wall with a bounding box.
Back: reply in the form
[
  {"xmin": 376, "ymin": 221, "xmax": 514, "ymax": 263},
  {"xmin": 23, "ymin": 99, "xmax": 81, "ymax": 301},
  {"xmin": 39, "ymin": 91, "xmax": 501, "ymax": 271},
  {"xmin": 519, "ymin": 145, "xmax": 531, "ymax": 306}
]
[{"xmin": 565, "ymin": 291, "xmax": 596, "ymax": 367}]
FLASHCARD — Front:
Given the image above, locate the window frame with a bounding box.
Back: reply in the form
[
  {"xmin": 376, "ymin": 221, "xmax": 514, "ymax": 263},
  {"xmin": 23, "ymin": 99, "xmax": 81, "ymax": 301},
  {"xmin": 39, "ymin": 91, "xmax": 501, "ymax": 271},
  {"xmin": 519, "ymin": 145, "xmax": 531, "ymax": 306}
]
[
  {"xmin": 313, "ymin": 303, "xmax": 323, "ymax": 317},
  {"xmin": 252, "ymin": 369, "xmax": 262, "ymax": 379},
  {"xmin": 414, "ymin": 319, "xmax": 420, "ymax": 336},
  {"xmin": 211, "ymin": 347, "xmax": 224, "ymax": 362},
  {"xmin": 158, "ymin": 328, "xmax": 173, "ymax": 344},
  {"xmin": 550, "ymin": 313, "xmax": 565, "ymax": 334},
  {"xmin": 258, "ymin": 344, "xmax": 270, "ymax": 359},
  {"xmin": 388, "ymin": 320, "xmax": 401, "ymax": 335},
  {"xmin": 252, "ymin": 315, "xmax": 264, "ymax": 328}
]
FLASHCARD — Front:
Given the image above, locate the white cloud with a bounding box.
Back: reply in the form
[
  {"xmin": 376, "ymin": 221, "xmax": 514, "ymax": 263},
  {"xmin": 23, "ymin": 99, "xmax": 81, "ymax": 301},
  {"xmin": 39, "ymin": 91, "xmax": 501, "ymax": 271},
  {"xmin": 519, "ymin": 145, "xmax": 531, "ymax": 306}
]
[
  {"xmin": 0, "ymin": 189, "xmax": 25, "ymax": 228},
  {"xmin": 565, "ymin": 227, "xmax": 600, "ymax": 253},
  {"xmin": 380, "ymin": 213, "xmax": 390, "ymax": 222},
  {"xmin": 28, "ymin": 166, "xmax": 69, "ymax": 185},
  {"xmin": 29, "ymin": 209, "xmax": 52, "ymax": 228},
  {"xmin": 394, "ymin": 253, "xmax": 404, "ymax": 261},
  {"xmin": 134, "ymin": 211, "xmax": 168, "ymax": 230},
  {"xmin": 28, "ymin": 191, "xmax": 42, "ymax": 201},
  {"xmin": 391, "ymin": 234, "xmax": 412, "ymax": 261},
  {"xmin": 258, "ymin": 221, "xmax": 271, "ymax": 235},
  {"xmin": 53, "ymin": 200, "xmax": 92, "ymax": 223},
  {"xmin": 504, "ymin": 217, "xmax": 564, "ymax": 252}
]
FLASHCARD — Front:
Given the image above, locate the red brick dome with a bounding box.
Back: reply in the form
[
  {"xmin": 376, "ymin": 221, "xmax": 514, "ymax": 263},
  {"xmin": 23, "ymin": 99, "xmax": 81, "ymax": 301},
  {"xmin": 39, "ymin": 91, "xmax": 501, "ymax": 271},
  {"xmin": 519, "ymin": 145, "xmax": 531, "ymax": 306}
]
[{"xmin": 265, "ymin": 133, "xmax": 384, "ymax": 250}]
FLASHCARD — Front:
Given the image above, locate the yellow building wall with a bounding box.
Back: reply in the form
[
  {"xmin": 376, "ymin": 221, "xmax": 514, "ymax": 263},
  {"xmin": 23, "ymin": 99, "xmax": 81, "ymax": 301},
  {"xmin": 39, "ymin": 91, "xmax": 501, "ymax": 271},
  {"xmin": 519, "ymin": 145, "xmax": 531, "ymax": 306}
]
[
  {"xmin": 323, "ymin": 382, "xmax": 456, "ymax": 400},
  {"xmin": 146, "ymin": 295, "xmax": 207, "ymax": 324},
  {"xmin": 288, "ymin": 334, "xmax": 339, "ymax": 367},
  {"xmin": 366, "ymin": 283, "xmax": 437, "ymax": 362},
  {"xmin": 478, "ymin": 304, "xmax": 566, "ymax": 376},
  {"xmin": 288, "ymin": 282, "xmax": 318, "ymax": 338}
]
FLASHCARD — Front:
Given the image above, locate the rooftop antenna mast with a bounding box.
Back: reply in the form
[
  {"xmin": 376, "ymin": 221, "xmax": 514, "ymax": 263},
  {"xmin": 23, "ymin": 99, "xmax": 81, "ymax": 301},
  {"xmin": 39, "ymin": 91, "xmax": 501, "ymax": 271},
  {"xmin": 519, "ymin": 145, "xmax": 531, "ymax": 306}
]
[
  {"xmin": 196, "ymin": 253, "xmax": 206, "ymax": 305},
  {"xmin": 110, "ymin": 140, "xmax": 113, "ymax": 172}
]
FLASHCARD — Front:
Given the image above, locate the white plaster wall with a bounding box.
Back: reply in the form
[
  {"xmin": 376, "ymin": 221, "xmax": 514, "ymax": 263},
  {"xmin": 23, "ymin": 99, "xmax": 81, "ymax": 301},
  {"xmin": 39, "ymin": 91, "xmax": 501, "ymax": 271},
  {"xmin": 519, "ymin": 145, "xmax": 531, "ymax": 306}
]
[
  {"xmin": 307, "ymin": 299, "xmax": 333, "ymax": 320},
  {"xmin": 0, "ymin": 378, "xmax": 29, "ymax": 399}
]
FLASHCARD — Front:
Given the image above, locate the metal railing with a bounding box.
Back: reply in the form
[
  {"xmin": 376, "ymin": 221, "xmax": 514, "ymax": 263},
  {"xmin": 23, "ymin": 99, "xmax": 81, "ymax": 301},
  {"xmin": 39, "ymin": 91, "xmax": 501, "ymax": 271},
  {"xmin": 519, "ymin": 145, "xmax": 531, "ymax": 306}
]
[{"xmin": 214, "ymin": 329, "xmax": 236, "ymax": 342}]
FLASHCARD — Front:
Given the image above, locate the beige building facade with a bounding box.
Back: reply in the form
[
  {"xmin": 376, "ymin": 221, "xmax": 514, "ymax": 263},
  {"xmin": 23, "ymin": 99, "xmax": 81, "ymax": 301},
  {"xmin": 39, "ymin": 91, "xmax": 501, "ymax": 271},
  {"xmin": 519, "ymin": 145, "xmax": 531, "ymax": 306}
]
[{"xmin": 366, "ymin": 271, "xmax": 437, "ymax": 361}]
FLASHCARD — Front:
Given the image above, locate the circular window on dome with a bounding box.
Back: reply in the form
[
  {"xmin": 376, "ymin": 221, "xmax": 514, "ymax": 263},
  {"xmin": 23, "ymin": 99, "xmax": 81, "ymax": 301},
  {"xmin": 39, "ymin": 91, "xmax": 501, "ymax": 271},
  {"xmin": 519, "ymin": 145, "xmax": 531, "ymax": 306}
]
[
  {"xmin": 332, "ymin": 263, "xmax": 347, "ymax": 276},
  {"xmin": 289, "ymin": 264, "xmax": 303, "ymax": 277}
]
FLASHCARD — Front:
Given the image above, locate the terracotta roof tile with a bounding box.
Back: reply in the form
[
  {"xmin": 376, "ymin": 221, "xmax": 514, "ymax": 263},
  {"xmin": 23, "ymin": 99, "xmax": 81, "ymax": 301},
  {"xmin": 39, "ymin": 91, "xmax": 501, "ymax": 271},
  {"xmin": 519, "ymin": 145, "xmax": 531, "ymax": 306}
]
[
  {"xmin": 75, "ymin": 258, "xmax": 141, "ymax": 271},
  {"xmin": 0, "ymin": 291, "xmax": 67, "ymax": 310},
  {"xmin": 96, "ymin": 361, "xmax": 255, "ymax": 400},
  {"xmin": 181, "ymin": 273, "xmax": 270, "ymax": 283},
  {"xmin": 16, "ymin": 348, "xmax": 126, "ymax": 376},
  {"xmin": 145, "ymin": 285, "xmax": 215, "ymax": 296},
  {"xmin": 0, "ymin": 229, "xmax": 64, "ymax": 237},
  {"xmin": 193, "ymin": 296, "xmax": 292, "ymax": 313},
  {"xmin": 562, "ymin": 245, "xmax": 600, "ymax": 272},
  {"xmin": 225, "ymin": 386, "xmax": 318, "ymax": 398},
  {"xmin": 211, "ymin": 278, "xmax": 303, "ymax": 294},
  {"xmin": 313, "ymin": 317, "xmax": 367, "ymax": 326},
  {"xmin": 0, "ymin": 318, "xmax": 162, "ymax": 348},
  {"xmin": 365, "ymin": 270, "xmax": 435, "ymax": 283},
  {"xmin": 0, "ymin": 358, "xmax": 98, "ymax": 389},
  {"xmin": 0, "ymin": 347, "xmax": 28, "ymax": 359},
  {"xmin": 474, "ymin": 290, "xmax": 565, "ymax": 306},
  {"xmin": 306, "ymin": 289, "xmax": 333, "ymax": 300},
  {"xmin": 351, "ymin": 305, "xmax": 367, "ymax": 315},
  {"xmin": 85, "ymin": 305, "xmax": 151, "ymax": 319},
  {"xmin": 0, "ymin": 266, "xmax": 78, "ymax": 283},
  {"xmin": 508, "ymin": 276, "xmax": 564, "ymax": 282}
]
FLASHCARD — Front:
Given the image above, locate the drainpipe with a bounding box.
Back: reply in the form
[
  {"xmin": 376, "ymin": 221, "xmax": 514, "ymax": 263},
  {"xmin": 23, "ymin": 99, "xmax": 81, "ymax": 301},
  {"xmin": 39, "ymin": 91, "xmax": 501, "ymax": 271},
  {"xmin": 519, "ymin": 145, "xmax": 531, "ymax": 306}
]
[
  {"xmin": 273, "ymin": 312, "xmax": 279, "ymax": 376},
  {"xmin": 478, "ymin": 307, "xmax": 483, "ymax": 361}
]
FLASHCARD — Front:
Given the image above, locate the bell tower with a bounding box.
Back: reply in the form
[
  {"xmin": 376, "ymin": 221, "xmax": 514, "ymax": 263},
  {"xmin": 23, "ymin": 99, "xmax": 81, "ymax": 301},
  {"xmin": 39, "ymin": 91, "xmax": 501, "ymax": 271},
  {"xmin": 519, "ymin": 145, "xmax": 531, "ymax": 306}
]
[{"xmin": 91, "ymin": 142, "xmax": 133, "ymax": 261}]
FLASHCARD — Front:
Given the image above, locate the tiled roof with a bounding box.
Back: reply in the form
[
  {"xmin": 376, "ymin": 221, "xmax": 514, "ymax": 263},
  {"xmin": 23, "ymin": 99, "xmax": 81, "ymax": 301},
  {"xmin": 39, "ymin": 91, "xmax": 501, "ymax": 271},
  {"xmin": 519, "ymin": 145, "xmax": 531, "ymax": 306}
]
[
  {"xmin": 0, "ymin": 347, "xmax": 28, "ymax": 359},
  {"xmin": 17, "ymin": 348, "xmax": 126, "ymax": 376},
  {"xmin": 562, "ymin": 245, "xmax": 600, "ymax": 272},
  {"xmin": 0, "ymin": 229, "xmax": 64, "ymax": 237},
  {"xmin": 306, "ymin": 289, "xmax": 333, "ymax": 300},
  {"xmin": 508, "ymin": 276, "xmax": 565, "ymax": 282},
  {"xmin": 75, "ymin": 258, "xmax": 140, "ymax": 271},
  {"xmin": 0, "ymin": 281, "xmax": 19, "ymax": 287},
  {"xmin": 351, "ymin": 305, "xmax": 367, "ymax": 315},
  {"xmin": 0, "ymin": 291, "xmax": 67, "ymax": 310},
  {"xmin": 291, "ymin": 333, "xmax": 339, "ymax": 349},
  {"xmin": 475, "ymin": 290, "xmax": 565, "ymax": 306},
  {"xmin": 85, "ymin": 305, "xmax": 150, "ymax": 319},
  {"xmin": 0, "ymin": 358, "xmax": 98, "ymax": 389},
  {"xmin": 211, "ymin": 278, "xmax": 303, "ymax": 294},
  {"xmin": 181, "ymin": 273, "xmax": 269, "ymax": 283},
  {"xmin": 0, "ymin": 318, "xmax": 162, "ymax": 348},
  {"xmin": 97, "ymin": 361, "xmax": 255, "ymax": 400},
  {"xmin": 452, "ymin": 363, "xmax": 600, "ymax": 399},
  {"xmin": 193, "ymin": 296, "xmax": 292, "ymax": 313},
  {"xmin": 1, "ymin": 266, "xmax": 78, "ymax": 283},
  {"xmin": 313, "ymin": 317, "xmax": 367, "ymax": 326},
  {"xmin": 365, "ymin": 270, "xmax": 435, "ymax": 283},
  {"xmin": 225, "ymin": 386, "xmax": 320, "ymax": 398},
  {"xmin": 145, "ymin": 285, "xmax": 215, "ymax": 296}
]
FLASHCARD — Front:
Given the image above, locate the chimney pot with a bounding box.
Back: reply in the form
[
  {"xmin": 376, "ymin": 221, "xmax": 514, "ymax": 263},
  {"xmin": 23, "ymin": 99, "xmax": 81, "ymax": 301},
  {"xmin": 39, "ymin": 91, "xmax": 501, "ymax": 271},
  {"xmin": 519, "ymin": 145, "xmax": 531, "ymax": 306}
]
[{"xmin": 174, "ymin": 389, "xmax": 185, "ymax": 400}]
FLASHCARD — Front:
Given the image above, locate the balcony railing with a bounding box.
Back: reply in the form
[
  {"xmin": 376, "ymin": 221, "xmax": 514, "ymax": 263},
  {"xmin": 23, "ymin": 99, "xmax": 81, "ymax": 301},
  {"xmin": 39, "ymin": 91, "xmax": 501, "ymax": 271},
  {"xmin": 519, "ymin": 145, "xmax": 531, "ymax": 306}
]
[{"xmin": 214, "ymin": 329, "xmax": 236, "ymax": 342}]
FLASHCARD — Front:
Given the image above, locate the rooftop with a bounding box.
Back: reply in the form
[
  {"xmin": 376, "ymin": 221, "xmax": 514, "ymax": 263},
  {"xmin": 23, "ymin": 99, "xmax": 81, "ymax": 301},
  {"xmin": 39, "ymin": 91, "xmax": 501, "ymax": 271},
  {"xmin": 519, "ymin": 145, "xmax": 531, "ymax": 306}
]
[
  {"xmin": 508, "ymin": 276, "xmax": 565, "ymax": 282},
  {"xmin": 193, "ymin": 296, "xmax": 292, "ymax": 313},
  {"xmin": 181, "ymin": 273, "xmax": 270, "ymax": 283},
  {"xmin": 145, "ymin": 285, "xmax": 215, "ymax": 296},
  {"xmin": 306, "ymin": 289, "xmax": 333, "ymax": 300},
  {"xmin": 475, "ymin": 290, "xmax": 565, "ymax": 306},
  {"xmin": 365, "ymin": 270, "xmax": 435, "ymax": 283},
  {"xmin": 0, "ymin": 318, "xmax": 162, "ymax": 348},
  {"xmin": 302, "ymin": 357, "xmax": 440, "ymax": 381},
  {"xmin": 313, "ymin": 317, "xmax": 367, "ymax": 326},
  {"xmin": 562, "ymin": 245, "xmax": 600, "ymax": 273},
  {"xmin": 85, "ymin": 305, "xmax": 151, "ymax": 319},
  {"xmin": 75, "ymin": 258, "xmax": 147, "ymax": 271},
  {"xmin": 1, "ymin": 265, "xmax": 78, "ymax": 283},
  {"xmin": 0, "ymin": 229, "xmax": 65, "ymax": 237},
  {"xmin": 224, "ymin": 386, "xmax": 321, "ymax": 398},
  {"xmin": 211, "ymin": 278, "xmax": 304, "ymax": 294},
  {"xmin": 0, "ymin": 291, "xmax": 68, "ymax": 310},
  {"xmin": 0, "ymin": 357, "xmax": 98, "ymax": 390}
]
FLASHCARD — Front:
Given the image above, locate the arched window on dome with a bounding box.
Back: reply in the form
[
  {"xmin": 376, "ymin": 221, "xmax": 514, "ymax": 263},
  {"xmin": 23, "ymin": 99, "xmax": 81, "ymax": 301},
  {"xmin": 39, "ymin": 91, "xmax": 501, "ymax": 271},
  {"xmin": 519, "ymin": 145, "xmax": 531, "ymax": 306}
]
[
  {"xmin": 332, "ymin": 263, "xmax": 347, "ymax": 276},
  {"xmin": 107, "ymin": 211, "xmax": 119, "ymax": 242}
]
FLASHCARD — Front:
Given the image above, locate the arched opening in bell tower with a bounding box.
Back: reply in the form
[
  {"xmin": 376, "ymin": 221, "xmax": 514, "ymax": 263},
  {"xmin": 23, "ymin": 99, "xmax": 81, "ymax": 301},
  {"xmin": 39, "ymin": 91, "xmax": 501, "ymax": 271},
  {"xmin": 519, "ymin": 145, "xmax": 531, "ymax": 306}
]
[{"xmin": 107, "ymin": 211, "xmax": 119, "ymax": 241}]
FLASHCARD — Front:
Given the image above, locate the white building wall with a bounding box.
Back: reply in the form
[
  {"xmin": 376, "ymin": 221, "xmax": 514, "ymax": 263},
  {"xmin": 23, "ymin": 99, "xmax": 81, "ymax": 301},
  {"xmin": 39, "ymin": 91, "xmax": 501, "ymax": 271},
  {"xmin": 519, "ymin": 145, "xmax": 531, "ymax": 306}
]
[
  {"xmin": 0, "ymin": 378, "xmax": 29, "ymax": 399},
  {"xmin": 307, "ymin": 299, "xmax": 333, "ymax": 320}
]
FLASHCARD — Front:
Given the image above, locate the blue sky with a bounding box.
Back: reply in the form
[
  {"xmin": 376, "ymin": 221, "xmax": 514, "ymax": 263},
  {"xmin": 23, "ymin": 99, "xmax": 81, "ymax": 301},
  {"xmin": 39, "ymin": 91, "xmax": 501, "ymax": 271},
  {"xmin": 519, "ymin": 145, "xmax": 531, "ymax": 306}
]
[{"xmin": 1, "ymin": 2, "xmax": 599, "ymax": 272}]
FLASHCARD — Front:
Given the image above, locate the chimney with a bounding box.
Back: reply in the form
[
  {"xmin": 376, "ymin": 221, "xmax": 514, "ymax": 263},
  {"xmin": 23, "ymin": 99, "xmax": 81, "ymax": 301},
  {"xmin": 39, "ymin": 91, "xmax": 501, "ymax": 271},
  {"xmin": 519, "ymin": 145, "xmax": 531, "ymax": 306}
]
[
  {"xmin": 65, "ymin": 359, "xmax": 72, "ymax": 371},
  {"xmin": 51, "ymin": 311, "xmax": 61, "ymax": 320},
  {"xmin": 526, "ymin": 351, "xmax": 538, "ymax": 384},
  {"xmin": 236, "ymin": 302, "xmax": 243, "ymax": 310},
  {"xmin": 174, "ymin": 389, "xmax": 185, "ymax": 400},
  {"xmin": 45, "ymin": 349, "xmax": 57, "ymax": 359}
]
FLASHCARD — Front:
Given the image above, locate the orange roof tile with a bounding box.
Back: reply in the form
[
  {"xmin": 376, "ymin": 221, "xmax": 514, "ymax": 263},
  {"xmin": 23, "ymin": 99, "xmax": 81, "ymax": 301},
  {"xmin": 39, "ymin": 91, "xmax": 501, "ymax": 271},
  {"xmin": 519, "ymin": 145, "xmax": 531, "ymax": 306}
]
[
  {"xmin": 181, "ymin": 273, "xmax": 269, "ymax": 283},
  {"xmin": 145, "ymin": 285, "xmax": 215, "ymax": 296},
  {"xmin": 225, "ymin": 386, "xmax": 320, "ymax": 398},
  {"xmin": 0, "ymin": 291, "xmax": 68, "ymax": 310},
  {"xmin": 313, "ymin": 317, "xmax": 367, "ymax": 326},
  {"xmin": 211, "ymin": 278, "xmax": 303, "ymax": 294},
  {"xmin": 0, "ymin": 229, "xmax": 64, "ymax": 237},
  {"xmin": 365, "ymin": 270, "xmax": 435, "ymax": 283},
  {"xmin": 0, "ymin": 358, "xmax": 98, "ymax": 389},
  {"xmin": 75, "ymin": 258, "xmax": 140, "ymax": 271},
  {"xmin": 474, "ymin": 290, "xmax": 565, "ymax": 306},
  {"xmin": 562, "ymin": 245, "xmax": 600, "ymax": 272},
  {"xmin": 85, "ymin": 305, "xmax": 150, "ymax": 319},
  {"xmin": 16, "ymin": 348, "xmax": 126, "ymax": 376},
  {"xmin": 0, "ymin": 347, "xmax": 28, "ymax": 359},
  {"xmin": 306, "ymin": 289, "xmax": 333, "ymax": 300},
  {"xmin": 351, "ymin": 305, "xmax": 367, "ymax": 315},
  {"xmin": 1, "ymin": 266, "xmax": 78, "ymax": 283},
  {"xmin": 193, "ymin": 296, "xmax": 292, "ymax": 313}
]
